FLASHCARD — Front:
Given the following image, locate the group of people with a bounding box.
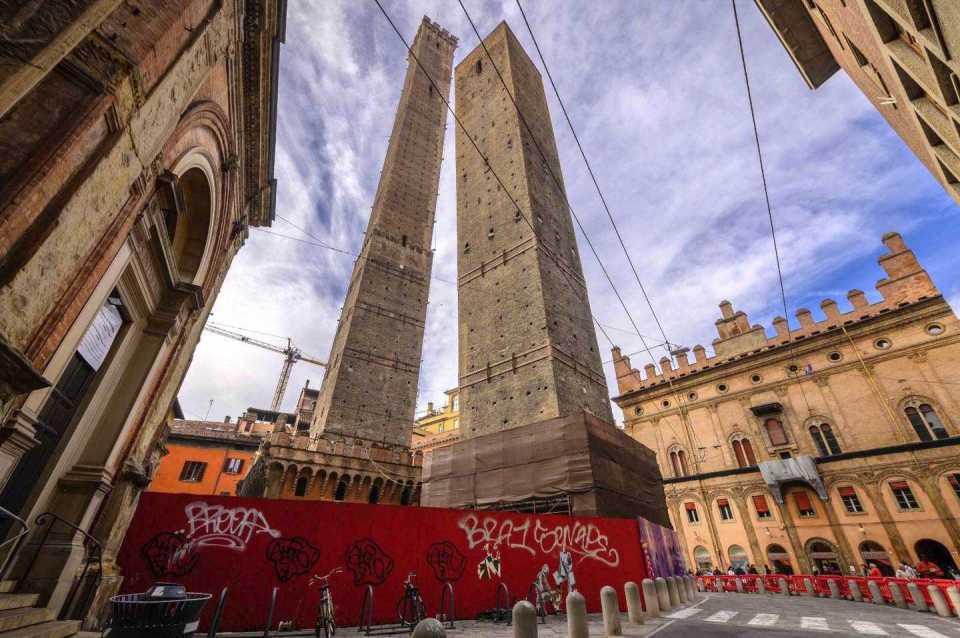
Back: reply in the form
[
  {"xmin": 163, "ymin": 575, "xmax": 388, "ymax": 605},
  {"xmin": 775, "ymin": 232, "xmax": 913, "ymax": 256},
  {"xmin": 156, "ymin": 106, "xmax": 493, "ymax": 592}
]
[{"xmin": 695, "ymin": 559, "xmax": 960, "ymax": 579}]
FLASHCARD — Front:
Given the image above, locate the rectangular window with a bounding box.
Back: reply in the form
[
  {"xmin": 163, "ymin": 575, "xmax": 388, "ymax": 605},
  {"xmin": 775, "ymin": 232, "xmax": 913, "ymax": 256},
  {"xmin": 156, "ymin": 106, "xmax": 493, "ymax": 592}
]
[
  {"xmin": 949, "ymin": 474, "xmax": 960, "ymax": 500},
  {"xmin": 839, "ymin": 486, "xmax": 864, "ymax": 513},
  {"xmin": 685, "ymin": 502, "xmax": 699, "ymax": 523},
  {"xmin": 753, "ymin": 494, "xmax": 772, "ymax": 519},
  {"xmin": 794, "ymin": 491, "xmax": 816, "ymax": 518},
  {"xmin": 223, "ymin": 458, "xmax": 244, "ymax": 474},
  {"xmin": 718, "ymin": 498, "xmax": 734, "ymax": 521},
  {"xmin": 179, "ymin": 461, "xmax": 207, "ymax": 482},
  {"xmin": 890, "ymin": 481, "xmax": 919, "ymax": 510}
]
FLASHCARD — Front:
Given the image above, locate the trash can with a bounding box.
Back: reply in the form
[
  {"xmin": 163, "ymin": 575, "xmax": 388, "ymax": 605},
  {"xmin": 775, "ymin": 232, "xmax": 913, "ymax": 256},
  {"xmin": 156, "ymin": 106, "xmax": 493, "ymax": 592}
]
[{"xmin": 104, "ymin": 582, "xmax": 212, "ymax": 637}]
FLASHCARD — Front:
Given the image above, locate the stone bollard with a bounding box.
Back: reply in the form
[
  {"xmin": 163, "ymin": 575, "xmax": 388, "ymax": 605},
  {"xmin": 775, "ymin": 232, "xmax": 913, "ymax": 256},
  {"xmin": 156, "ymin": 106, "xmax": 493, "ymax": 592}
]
[
  {"xmin": 412, "ymin": 618, "xmax": 446, "ymax": 638},
  {"xmin": 642, "ymin": 578, "xmax": 660, "ymax": 617},
  {"xmin": 758, "ymin": 577, "xmax": 766, "ymax": 595},
  {"xmin": 804, "ymin": 577, "xmax": 816, "ymax": 597},
  {"xmin": 849, "ymin": 580, "xmax": 863, "ymax": 602},
  {"xmin": 512, "ymin": 601, "xmax": 537, "ymax": 638},
  {"xmin": 624, "ymin": 582, "xmax": 644, "ymax": 624},
  {"xmin": 867, "ymin": 580, "xmax": 885, "ymax": 605},
  {"xmin": 735, "ymin": 577, "xmax": 744, "ymax": 594},
  {"xmin": 947, "ymin": 586, "xmax": 960, "ymax": 618},
  {"xmin": 889, "ymin": 583, "xmax": 908, "ymax": 609},
  {"xmin": 665, "ymin": 577, "xmax": 680, "ymax": 608},
  {"xmin": 827, "ymin": 579, "xmax": 841, "ymax": 600},
  {"xmin": 567, "ymin": 591, "xmax": 589, "ymax": 638},
  {"xmin": 778, "ymin": 577, "xmax": 789, "ymax": 596},
  {"xmin": 928, "ymin": 585, "xmax": 951, "ymax": 618},
  {"xmin": 907, "ymin": 582, "xmax": 929, "ymax": 612},
  {"xmin": 676, "ymin": 577, "xmax": 689, "ymax": 603},
  {"xmin": 600, "ymin": 586, "xmax": 623, "ymax": 636},
  {"xmin": 655, "ymin": 577, "xmax": 671, "ymax": 612},
  {"xmin": 686, "ymin": 575, "xmax": 698, "ymax": 600}
]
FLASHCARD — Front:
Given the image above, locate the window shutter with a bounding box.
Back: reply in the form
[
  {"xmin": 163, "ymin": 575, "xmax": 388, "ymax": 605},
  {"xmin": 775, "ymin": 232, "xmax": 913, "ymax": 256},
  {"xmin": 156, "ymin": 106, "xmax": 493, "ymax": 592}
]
[
  {"xmin": 838, "ymin": 486, "xmax": 856, "ymax": 497},
  {"xmin": 717, "ymin": 498, "xmax": 729, "ymax": 507},
  {"xmin": 794, "ymin": 492, "xmax": 812, "ymax": 510},
  {"xmin": 889, "ymin": 480, "xmax": 909, "ymax": 490},
  {"xmin": 752, "ymin": 495, "xmax": 769, "ymax": 512},
  {"xmin": 685, "ymin": 502, "xmax": 697, "ymax": 511}
]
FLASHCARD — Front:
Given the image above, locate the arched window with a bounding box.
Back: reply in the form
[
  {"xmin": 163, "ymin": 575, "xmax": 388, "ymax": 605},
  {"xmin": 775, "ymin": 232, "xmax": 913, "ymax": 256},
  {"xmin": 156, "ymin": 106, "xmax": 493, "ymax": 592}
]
[
  {"xmin": 764, "ymin": 418, "xmax": 789, "ymax": 446},
  {"xmin": 400, "ymin": 483, "xmax": 413, "ymax": 506},
  {"xmin": 905, "ymin": 402, "xmax": 948, "ymax": 441},
  {"xmin": 334, "ymin": 477, "xmax": 349, "ymax": 501},
  {"xmin": 728, "ymin": 545, "xmax": 748, "ymax": 570},
  {"xmin": 693, "ymin": 546, "xmax": 713, "ymax": 571},
  {"xmin": 669, "ymin": 448, "xmax": 689, "ymax": 477},
  {"xmin": 294, "ymin": 476, "xmax": 308, "ymax": 497},
  {"xmin": 731, "ymin": 435, "xmax": 757, "ymax": 468},
  {"xmin": 809, "ymin": 423, "xmax": 841, "ymax": 456}
]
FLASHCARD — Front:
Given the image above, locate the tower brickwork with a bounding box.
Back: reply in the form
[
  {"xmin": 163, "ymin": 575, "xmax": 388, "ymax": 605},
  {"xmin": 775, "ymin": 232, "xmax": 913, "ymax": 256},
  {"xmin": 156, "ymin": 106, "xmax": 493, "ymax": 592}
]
[
  {"xmin": 311, "ymin": 18, "xmax": 456, "ymax": 447},
  {"xmin": 455, "ymin": 23, "xmax": 612, "ymax": 438}
]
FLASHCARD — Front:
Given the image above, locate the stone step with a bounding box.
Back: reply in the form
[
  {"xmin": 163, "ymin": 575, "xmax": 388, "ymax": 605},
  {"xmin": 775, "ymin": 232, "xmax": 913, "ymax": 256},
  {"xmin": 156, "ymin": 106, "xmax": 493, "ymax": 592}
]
[
  {"xmin": 0, "ymin": 583, "xmax": 15, "ymax": 595},
  {"xmin": 0, "ymin": 620, "xmax": 80, "ymax": 638},
  {"xmin": 0, "ymin": 606, "xmax": 54, "ymax": 632},
  {"xmin": 0, "ymin": 594, "xmax": 39, "ymax": 612}
]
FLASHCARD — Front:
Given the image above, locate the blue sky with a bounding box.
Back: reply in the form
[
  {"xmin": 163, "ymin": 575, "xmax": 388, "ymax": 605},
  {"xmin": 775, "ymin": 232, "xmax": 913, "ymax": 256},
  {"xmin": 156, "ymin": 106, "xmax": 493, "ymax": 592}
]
[{"xmin": 178, "ymin": 0, "xmax": 958, "ymax": 424}]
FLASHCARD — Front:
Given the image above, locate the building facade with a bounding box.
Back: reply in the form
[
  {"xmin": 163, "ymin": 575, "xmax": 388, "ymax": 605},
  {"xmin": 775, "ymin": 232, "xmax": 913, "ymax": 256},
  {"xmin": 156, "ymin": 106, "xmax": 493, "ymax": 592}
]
[
  {"xmin": 148, "ymin": 417, "xmax": 265, "ymax": 496},
  {"xmin": 455, "ymin": 23, "xmax": 613, "ymax": 438},
  {"xmin": 756, "ymin": 0, "xmax": 960, "ymax": 205},
  {"xmin": 412, "ymin": 388, "xmax": 461, "ymax": 452},
  {"xmin": 613, "ymin": 232, "xmax": 960, "ymax": 576},
  {"xmin": 0, "ymin": 0, "xmax": 285, "ymax": 629},
  {"xmin": 244, "ymin": 17, "xmax": 456, "ymax": 505}
]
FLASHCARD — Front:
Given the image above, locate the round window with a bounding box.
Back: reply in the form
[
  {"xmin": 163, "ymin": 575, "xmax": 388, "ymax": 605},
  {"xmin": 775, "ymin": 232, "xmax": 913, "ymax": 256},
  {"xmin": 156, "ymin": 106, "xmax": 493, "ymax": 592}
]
[
  {"xmin": 661, "ymin": 399, "xmax": 671, "ymax": 408},
  {"xmin": 788, "ymin": 364, "xmax": 799, "ymax": 373},
  {"xmin": 874, "ymin": 338, "xmax": 892, "ymax": 350},
  {"xmin": 717, "ymin": 383, "xmax": 729, "ymax": 394},
  {"xmin": 750, "ymin": 374, "xmax": 762, "ymax": 384},
  {"xmin": 687, "ymin": 392, "xmax": 698, "ymax": 401},
  {"xmin": 828, "ymin": 351, "xmax": 843, "ymax": 362},
  {"xmin": 634, "ymin": 406, "xmax": 644, "ymax": 416},
  {"xmin": 925, "ymin": 323, "xmax": 945, "ymax": 336}
]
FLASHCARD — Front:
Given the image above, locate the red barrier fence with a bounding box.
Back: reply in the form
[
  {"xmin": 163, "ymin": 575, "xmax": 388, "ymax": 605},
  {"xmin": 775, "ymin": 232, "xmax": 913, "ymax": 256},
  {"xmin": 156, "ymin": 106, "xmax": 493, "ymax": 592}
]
[
  {"xmin": 118, "ymin": 493, "xmax": 651, "ymax": 632},
  {"xmin": 696, "ymin": 575, "xmax": 958, "ymax": 612}
]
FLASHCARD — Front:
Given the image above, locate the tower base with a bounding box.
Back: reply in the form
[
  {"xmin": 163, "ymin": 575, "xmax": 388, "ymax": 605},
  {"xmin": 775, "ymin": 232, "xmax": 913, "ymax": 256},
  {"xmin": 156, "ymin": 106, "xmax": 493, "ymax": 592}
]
[{"xmin": 420, "ymin": 410, "xmax": 669, "ymax": 524}]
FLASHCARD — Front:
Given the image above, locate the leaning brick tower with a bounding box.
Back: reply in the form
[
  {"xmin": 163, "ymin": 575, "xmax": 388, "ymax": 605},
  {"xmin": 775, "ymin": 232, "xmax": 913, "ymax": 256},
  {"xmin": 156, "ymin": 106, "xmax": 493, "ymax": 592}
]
[
  {"xmin": 311, "ymin": 18, "xmax": 457, "ymax": 448},
  {"xmin": 422, "ymin": 22, "xmax": 666, "ymax": 523},
  {"xmin": 454, "ymin": 22, "xmax": 613, "ymax": 437}
]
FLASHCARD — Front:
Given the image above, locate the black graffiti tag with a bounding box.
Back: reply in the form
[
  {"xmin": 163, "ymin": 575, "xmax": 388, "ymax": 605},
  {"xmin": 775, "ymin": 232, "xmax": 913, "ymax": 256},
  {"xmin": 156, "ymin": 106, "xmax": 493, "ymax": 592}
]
[
  {"xmin": 345, "ymin": 538, "xmax": 394, "ymax": 586},
  {"xmin": 141, "ymin": 531, "xmax": 198, "ymax": 577},
  {"xmin": 426, "ymin": 541, "xmax": 466, "ymax": 582},
  {"xmin": 266, "ymin": 537, "xmax": 321, "ymax": 583}
]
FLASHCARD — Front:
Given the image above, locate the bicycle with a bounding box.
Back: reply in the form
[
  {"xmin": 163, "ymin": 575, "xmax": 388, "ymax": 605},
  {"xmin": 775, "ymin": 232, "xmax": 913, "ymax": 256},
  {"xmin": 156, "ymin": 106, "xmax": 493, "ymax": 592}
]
[
  {"xmin": 396, "ymin": 571, "xmax": 426, "ymax": 627},
  {"xmin": 312, "ymin": 567, "xmax": 343, "ymax": 638}
]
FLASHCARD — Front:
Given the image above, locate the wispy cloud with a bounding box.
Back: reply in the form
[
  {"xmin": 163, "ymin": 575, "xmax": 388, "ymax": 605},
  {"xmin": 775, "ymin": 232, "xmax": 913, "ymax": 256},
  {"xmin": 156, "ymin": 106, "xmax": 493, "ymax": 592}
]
[{"xmin": 179, "ymin": 1, "xmax": 956, "ymax": 425}]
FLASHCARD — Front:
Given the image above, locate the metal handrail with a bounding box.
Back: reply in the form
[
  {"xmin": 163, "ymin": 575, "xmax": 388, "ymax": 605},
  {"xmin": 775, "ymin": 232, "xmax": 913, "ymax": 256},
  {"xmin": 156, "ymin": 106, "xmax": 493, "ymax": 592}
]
[
  {"xmin": 0, "ymin": 505, "xmax": 30, "ymax": 581},
  {"xmin": 358, "ymin": 584, "xmax": 374, "ymax": 634},
  {"xmin": 207, "ymin": 587, "xmax": 229, "ymax": 638},
  {"xmin": 15, "ymin": 512, "xmax": 103, "ymax": 622},
  {"xmin": 263, "ymin": 586, "xmax": 278, "ymax": 637},
  {"xmin": 494, "ymin": 582, "xmax": 510, "ymax": 625}
]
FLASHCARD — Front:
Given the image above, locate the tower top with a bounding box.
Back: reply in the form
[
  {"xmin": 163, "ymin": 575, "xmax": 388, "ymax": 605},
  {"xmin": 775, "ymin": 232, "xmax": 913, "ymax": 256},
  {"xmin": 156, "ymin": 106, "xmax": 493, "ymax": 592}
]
[{"xmin": 420, "ymin": 15, "xmax": 458, "ymax": 46}]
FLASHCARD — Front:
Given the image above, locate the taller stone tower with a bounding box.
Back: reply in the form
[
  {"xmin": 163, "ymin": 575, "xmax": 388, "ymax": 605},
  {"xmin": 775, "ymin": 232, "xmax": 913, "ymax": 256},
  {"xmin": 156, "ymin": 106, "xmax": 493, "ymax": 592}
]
[
  {"xmin": 455, "ymin": 22, "xmax": 613, "ymax": 437},
  {"xmin": 311, "ymin": 18, "xmax": 456, "ymax": 448}
]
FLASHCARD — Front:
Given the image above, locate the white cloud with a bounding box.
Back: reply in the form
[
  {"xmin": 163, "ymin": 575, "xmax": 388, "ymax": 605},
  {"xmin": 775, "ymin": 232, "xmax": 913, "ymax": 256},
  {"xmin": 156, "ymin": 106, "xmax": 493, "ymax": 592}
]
[{"xmin": 179, "ymin": 0, "xmax": 956, "ymax": 428}]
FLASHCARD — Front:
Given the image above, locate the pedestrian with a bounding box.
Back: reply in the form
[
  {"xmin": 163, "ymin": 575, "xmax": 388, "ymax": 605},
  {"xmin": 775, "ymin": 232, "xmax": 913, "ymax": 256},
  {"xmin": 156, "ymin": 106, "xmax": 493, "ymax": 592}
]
[
  {"xmin": 904, "ymin": 564, "xmax": 917, "ymax": 579},
  {"xmin": 849, "ymin": 565, "xmax": 857, "ymax": 576},
  {"xmin": 764, "ymin": 564, "xmax": 772, "ymax": 575},
  {"xmin": 916, "ymin": 558, "xmax": 944, "ymax": 579},
  {"xmin": 726, "ymin": 566, "xmax": 736, "ymax": 576},
  {"xmin": 748, "ymin": 564, "xmax": 758, "ymax": 575},
  {"xmin": 860, "ymin": 564, "xmax": 869, "ymax": 577},
  {"xmin": 868, "ymin": 563, "xmax": 882, "ymax": 578},
  {"xmin": 895, "ymin": 564, "xmax": 909, "ymax": 579}
]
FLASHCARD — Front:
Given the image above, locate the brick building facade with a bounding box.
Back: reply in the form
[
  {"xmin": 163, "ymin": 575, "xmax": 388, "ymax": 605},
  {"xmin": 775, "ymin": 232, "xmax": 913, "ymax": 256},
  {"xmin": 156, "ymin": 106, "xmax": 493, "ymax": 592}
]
[
  {"xmin": 613, "ymin": 232, "xmax": 960, "ymax": 576},
  {"xmin": 757, "ymin": 0, "xmax": 960, "ymax": 205},
  {"xmin": 0, "ymin": 0, "xmax": 285, "ymax": 631}
]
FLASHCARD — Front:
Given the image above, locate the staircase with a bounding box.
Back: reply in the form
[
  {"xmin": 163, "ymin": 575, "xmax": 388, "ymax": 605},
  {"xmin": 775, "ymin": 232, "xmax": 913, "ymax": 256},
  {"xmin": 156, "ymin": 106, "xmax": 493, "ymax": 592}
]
[{"xmin": 0, "ymin": 582, "xmax": 79, "ymax": 638}]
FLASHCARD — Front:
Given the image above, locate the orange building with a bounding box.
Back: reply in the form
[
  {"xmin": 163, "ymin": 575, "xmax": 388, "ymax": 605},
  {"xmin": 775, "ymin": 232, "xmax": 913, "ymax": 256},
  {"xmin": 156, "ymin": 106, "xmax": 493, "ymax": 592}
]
[{"xmin": 150, "ymin": 418, "xmax": 267, "ymax": 496}]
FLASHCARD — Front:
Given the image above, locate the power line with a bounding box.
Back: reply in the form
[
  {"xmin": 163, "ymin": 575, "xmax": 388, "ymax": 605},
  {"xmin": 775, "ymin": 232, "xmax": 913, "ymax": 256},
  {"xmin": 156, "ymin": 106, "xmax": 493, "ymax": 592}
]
[{"xmin": 276, "ymin": 214, "xmax": 355, "ymax": 255}]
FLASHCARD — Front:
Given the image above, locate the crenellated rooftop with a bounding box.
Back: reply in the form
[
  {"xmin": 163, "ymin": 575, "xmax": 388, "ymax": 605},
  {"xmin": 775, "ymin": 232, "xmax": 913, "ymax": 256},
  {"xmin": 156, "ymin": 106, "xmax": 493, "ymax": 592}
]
[
  {"xmin": 419, "ymin": 15, "xmax": 458, "ymax": 46},
  {"xmin": 612, "ymin": 232, "xmax": 940, "ymax": 393}
]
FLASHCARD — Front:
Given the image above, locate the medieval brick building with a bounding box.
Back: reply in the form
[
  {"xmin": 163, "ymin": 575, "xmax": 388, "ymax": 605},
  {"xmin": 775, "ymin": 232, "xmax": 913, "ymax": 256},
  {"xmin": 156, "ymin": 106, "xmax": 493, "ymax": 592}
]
[
  {"xmin": 0, "ymin": 0, "xmax": 285, "ymax": 632},
  {"xmin": 241, "ymin": 17, "xmax": 456, "ymax": 506},
  {"xmin": 613, "ymin": 232, "xmax": 960, "ymax": 576}
]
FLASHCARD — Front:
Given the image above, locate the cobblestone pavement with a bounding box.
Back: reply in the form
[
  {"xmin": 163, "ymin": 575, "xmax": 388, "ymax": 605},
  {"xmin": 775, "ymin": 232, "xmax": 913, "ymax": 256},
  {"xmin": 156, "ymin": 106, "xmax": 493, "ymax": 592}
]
[{"xmin": 172, "ymin": 591, "xmax": 960, "ymax": 638}]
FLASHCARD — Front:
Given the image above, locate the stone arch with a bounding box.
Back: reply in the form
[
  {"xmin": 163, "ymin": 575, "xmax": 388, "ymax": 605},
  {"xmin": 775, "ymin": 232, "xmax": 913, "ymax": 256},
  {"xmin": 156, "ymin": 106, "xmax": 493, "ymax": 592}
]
[
  {"xmin": 804, "ymin": 415, "xmax": 843, "ymax": 456},
  {"xmin": 368, "ymin": 477, "xmax": 384, "ymax": 504},
  {"xmin": 859, "ymin": 540, "xmax": 893, "ymax": 575},
  {"xmin": 400, "ymin": 480, "xmax": 414, "ymax": 506},
  {"xmin": 334, "ymin": 474, "xmax": 350, "ymax": 501},
  {"xmin": 804, "ymin": 537, "xmax": 841, "ymax": 574},
  {"xmin": 728, "ymin": 431, "xmax": 757, "ymax": 468},
  {"xmin": 692, "ymin": 545, "xmax": 714, "ymax": 572},
  {"xmin": 169, "ymin": 151, "xmax": 218, "ymax": 285},
  {"xmin": 766, "ymin": 543, "xmax": 794, "ymax": 574}
]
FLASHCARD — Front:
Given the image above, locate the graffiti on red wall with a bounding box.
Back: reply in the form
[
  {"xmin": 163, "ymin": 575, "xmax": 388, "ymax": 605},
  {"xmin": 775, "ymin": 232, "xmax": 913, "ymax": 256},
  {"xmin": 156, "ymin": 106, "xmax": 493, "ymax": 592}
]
[{"xmin": 118, "ymin": 494, "xmax": 651, "ymax": 633}]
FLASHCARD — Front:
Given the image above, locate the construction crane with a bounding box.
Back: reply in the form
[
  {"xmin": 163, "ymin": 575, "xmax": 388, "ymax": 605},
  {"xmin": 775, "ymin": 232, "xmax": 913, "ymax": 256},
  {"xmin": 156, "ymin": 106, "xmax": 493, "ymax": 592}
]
[{"xmin": 204, "ymin": 323, "xmax": 327, "ymax": 411}]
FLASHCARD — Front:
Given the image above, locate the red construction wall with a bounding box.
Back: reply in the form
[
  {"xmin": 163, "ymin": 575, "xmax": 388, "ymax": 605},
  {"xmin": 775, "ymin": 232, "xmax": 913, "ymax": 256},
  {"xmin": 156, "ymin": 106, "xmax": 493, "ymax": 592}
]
[{"xmin": 117, "ymin": 493, "xmax": 650, "ymax": 632}]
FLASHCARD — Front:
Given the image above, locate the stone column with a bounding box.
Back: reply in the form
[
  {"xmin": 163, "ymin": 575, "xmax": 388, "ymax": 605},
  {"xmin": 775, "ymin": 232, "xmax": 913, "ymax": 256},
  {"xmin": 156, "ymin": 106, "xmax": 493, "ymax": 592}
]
[
  {"xmin": 732, "ymin": 491, "xmax": 764, "ymax": 569},
  {"xmin": 0, "ymin": 409, "xmax": 43, "ymax": 492},
  {"xmin": 771, "ymin": 497, "xmax": 810, "ymax": 574},
  {"xmin": 861, "ymin": 481, "xmax": 909, "ymax": 563},
  {"xmin": 916, "ymin": 474, "xmax": 960, "ymax": 557},
  {"xmin": 265, "ymin": 464, "xmax": 284, "ymax": 499},
  {"xmin": 818, "ymin": 495, "xmax": 855, "ymax": 569}
]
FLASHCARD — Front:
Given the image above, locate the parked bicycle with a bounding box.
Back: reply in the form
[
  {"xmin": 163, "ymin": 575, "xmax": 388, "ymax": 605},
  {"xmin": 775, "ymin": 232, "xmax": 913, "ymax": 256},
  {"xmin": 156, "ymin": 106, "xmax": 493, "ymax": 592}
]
[
  {"xmin": 312, "ymin": 567, "xmax": 343, "ymax": 638},
  {"xmin": 397, "ymin": 571, "xmax": 426, "ymax": 627}
]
